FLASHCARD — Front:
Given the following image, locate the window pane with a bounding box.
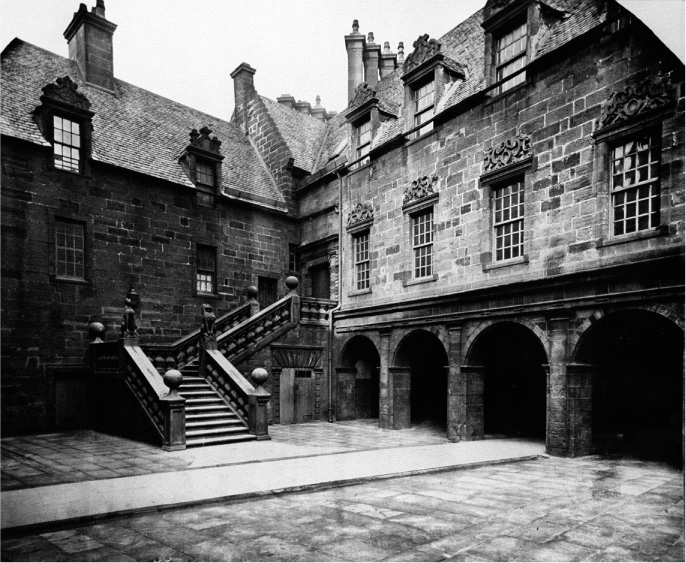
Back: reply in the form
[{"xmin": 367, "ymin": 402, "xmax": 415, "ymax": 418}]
[
  {"xmin": 53, "ymin": 116, "xmax": 80, "ymax": 172},
  {"xmin": 55, "ymin": 219, "xmax": 85, "ymax": 279},
  {"xmin": 493, "ymin": 180, "xmax": 524, "ymax": 261}
]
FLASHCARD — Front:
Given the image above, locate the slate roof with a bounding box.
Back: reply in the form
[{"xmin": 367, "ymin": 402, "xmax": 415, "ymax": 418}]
[
  {"xmin": 1, "ymin": 39, "xmax": 287, "ymax": 211},
  {"xmin": 260, "ymin": 95, "xmax": 327, "ymax": 173},
  {"xmin": 302, "ymin": 0, "xmax": 614, "ymax": 176}
]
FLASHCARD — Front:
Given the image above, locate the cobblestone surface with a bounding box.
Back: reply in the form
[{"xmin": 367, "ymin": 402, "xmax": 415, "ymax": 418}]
[{"xmin": 2, "ymin": 455, "xmax": 682, "ymax": 561}]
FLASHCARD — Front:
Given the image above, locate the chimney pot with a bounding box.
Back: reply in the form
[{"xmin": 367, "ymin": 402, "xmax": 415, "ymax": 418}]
[
  {"xmin": 315, "ymin": 95, "xmax": 321, "ymax": 107},
  {"xmin": 384, "ymin": 41, "xmax": 390, "ymax": 52},
  {"xmin": 94, "ymin": 0, "xmax": 105, "ymax": 17},
  {"xmin": 368, "ymin": 32, "xmax": 375, "ymax": 43},
  {"xmin": 397, "ymin": 42, "xmax": 405, "ymax": 63},
  {"xmin": 352, "ymin": 19, "xmax": 359, "ymax": 33}
]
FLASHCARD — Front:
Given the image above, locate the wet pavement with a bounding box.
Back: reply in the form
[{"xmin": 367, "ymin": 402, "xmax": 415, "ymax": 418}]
[
  {"xmin": 1, "ymin": 420, "xmax": 450, "ymax": 491},
  {"xmin": 2, "ymin": 454, "xmax": 682, "ymax": 562}
]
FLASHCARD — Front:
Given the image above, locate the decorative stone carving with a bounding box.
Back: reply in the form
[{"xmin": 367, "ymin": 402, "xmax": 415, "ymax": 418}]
[
  {"xmin": 201, "ymin": 303, "xmax": 216, "ymax": 335},
  {"xmin": 597, "ymin": 74, "xmax": 674, "ymax": 130},
  {"xmin": 350, "ymin": 82, "xmax": 376, "ymax": 108},
  {"xmin": 41, "ymin": 76, "xmax": 91, "ymax": 111},
  {"xmin": 483, "ymin": 134, "xmax": 532, "ymax": 173},
  {"xmin": 347, "ymin": 202, "xmax": 374, "ymax": 227},
  {"xmin": 403, "ymin": 175, "xmax": 439, "ymax": 205},
  {"xmin": 403, "ymin": 34, "xmax": 442, "ymax": 73},
  {"xmin": 189, "ymin": 126, "xmax": 222, "ymax": 154},
  {"xmin": 120, "ymin": 293, "xmax": 138, "ymax": 339}
]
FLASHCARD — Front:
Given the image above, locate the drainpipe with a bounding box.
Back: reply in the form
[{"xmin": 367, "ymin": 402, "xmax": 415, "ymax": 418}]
[{"xmin": 328, "ymin": 168, "xmax": 345, "ymax": 423}]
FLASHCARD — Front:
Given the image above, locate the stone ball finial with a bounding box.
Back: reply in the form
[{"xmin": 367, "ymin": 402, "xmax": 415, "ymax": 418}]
[
  {"xmin": 88, "ymin": 321, "xmax": 105, "ymax": 343},
  {"xmin": 285, "ymin": 276, "xmax": 299, "ymax": 292},
  {"xmin": 251, "ymin": 368, "xmax": 268, "ymax": 387},
  {"xmin": 163, "ymin": 369, "xmax": 183, "ymax": 397},
  {"xmin": 352, "ymin": 19, "xmax": 359, "ymax": 33},
  {"xmin": 247, "ymin": 285, "xmax": 258, "ymax": 299}
]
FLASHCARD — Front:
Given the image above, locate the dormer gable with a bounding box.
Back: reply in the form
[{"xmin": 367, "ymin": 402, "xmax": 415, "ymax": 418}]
[{"xmin": 179, "ymin": 126, "xmax": 224, "ymax": 206}]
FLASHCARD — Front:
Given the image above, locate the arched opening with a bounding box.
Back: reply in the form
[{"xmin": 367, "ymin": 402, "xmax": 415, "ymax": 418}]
[
  {"xmin": 338, "ymin": 336, "xmax": 380, "ymax": 420},
  {"xmin": 575, "ymin": 310, "xmax": 683, "ymax": 463},
  {"xmin": 466, "ymin": 322, "xmax": 547, "ymax": 439},
  {"xmin": 394, "ymin": 330, "xmax": 449, "ymax": 429}
]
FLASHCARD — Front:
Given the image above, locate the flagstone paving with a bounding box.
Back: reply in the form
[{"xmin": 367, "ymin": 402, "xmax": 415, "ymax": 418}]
[{"xmin": 2, "ymin": 455, "xmax": 682, "ymax": 561}]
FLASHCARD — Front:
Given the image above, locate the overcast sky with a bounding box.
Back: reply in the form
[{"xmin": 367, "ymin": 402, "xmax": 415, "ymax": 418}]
[{"xmin": 1, "ymin": 1, "xmax": 683, "ymax": 122}]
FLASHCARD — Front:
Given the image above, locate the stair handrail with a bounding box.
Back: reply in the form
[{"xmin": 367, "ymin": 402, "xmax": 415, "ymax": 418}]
[
  {"xmin": 145, "ymin": 292, "xmax": 258, "ymax": 373},
  {"xmin": 299, "ymin": 296, "xmax": 338, "ymax": 324},
  {"xmin": 216, "ymin": 284, "xmax": 299, "ymax": 364}
]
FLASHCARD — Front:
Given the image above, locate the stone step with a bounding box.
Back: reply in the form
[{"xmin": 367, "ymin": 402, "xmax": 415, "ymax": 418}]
[
  {"xmin": 187, "ymin": 418, "xmax": 244, "ymax": 429},
  {"xmin": 186, "ymin": 411, "xmax": 240, "ymax": 421},
  {"xmin": 185, "ymin": 404, "xmax": 233, "ymax": 413},
  {"xmin": 186, "ymin": 426, "xmax": 251, "ymax": 438},
  {"xmin": 185, "ymin": 433, "xmax": 257, "ymax": 448}
]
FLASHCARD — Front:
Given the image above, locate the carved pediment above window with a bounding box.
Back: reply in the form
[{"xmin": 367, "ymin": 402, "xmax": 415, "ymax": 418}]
[
  {"xmin": 483, "ymin": 134, "xmax": 532, "ymax": 173},
  {"xmin": 347, "ymin": 202, "xmax": 374, "ymax": 228},
  {"xmin": 41, "ymin": 76, "xmax": 92, "ymax": 111},
  {"xmin": 596, "ymin": 74, "xmax": 675, "ymax": 130},
  {"xmin": 189, "ymin": 126, "xmax": 222, "ymax": 155},
  {"xmin": 350, "ymin": 82, "xmax": 377, "ymax": 109},
  {"xmin": 403, "ymin": 34, "xmax": 442, "ymax": 74},
  {"xmin": 403, "ymin": 175, "xmax": 439, "ymax": 205}
]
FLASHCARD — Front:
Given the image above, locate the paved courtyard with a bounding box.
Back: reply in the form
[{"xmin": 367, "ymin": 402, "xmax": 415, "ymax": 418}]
[{"xmin": 2, "ymin": 454, "xmax": 683, "ymax": 562}]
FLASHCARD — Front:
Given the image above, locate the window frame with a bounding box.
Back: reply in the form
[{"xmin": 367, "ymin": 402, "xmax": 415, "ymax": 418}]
[
  {"xmin": 353, "ymin": 230, "xmax": 371, "ymax": 292},
  {"xmin": 48, "ymin": 212, "xmax": 92, "ymax": 285},
  {"xmin": 494, "ymin": 20, "xmax": 528, "ymax": 96},
  {"xmin": 492, "ymin": 178, "xmax": 525, "ymax": 262},
  {"xmin": 412, "ymin": 78, "xmax": 436, "ymax": 138},
  {"xmin": 411, "ymin": 207, "xmax": 434, "ymax": 279},
  {"xmin": 52, "ymin": 114, "xmax": 82, "ymax": 174},
  {"xmin": 195, "ymin": 244, "xmax": 217, "ymax": 296},
  {"xmin": 355, "ymin": 117, "xmax": 372, "ymax": 165}
]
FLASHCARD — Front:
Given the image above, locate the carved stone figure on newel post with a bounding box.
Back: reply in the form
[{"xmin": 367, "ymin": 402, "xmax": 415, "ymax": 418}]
[
  {"xmin": 120, "ymin": 288, "xmax": 139, "ymax": 343},
  {"xmin": 201, "ymin": 303, "xmax": 217, "ymax": 351}
]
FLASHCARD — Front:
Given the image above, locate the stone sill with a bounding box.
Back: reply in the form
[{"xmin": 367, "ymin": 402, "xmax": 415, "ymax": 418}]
[
  {"xmin": 196, "ymin": 292, "xmax": 221, "ymax": 300},
  {"xmin": 482, "ymin": 255, "xmax": 529, "ymax": 272},
  {"xmin": 51, "ymin": 276, "xmax": 91, "ymax": 286},
  {"xmin": 348, "ymin": 288, "xmax": 372, "ymax": 297},
  {"xmin": 402, "ymin": 274, "xmax": 438, "ymax": 287},
  {"xmin": 597, "ymin": 225, "xmax": 668, "ymax": 248}
]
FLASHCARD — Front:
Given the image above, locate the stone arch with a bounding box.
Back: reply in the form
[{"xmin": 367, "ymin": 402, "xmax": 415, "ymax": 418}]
[
  {"xmin": 463, "ymin": 317, "xmax": 549, "ymax": 366},
  {"xmin": 570, "ymin": 303, "xmax": 684, "ymax": 363},
  {"xmin": 391, "ymin": 325, "xmax": 449, "ymax": 367},
  {"xmin": 337, "ymin": 334, "xmax": 381, "ymax": 420}
]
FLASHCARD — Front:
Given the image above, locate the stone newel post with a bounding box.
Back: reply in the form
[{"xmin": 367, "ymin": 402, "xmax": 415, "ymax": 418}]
[
  {"xmin": 249, "ymin": 368, "xmax": 271, "ymax": 440},
  {"xmin": 160, "ymin": 369, "xmax": 186, "ymax": 451},
  {"xmin": 199, "ymin": 303, "xmax": 217, "ymax": 378},
  {"xmin": 247, "ymin": 285, "xmax": 260, "ymax": 317},
  {"xmin": 286, "ymin": 276, "xmax": 300, "ymax": 323}
]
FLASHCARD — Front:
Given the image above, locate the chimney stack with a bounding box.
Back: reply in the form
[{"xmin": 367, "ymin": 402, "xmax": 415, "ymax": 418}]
[
  {"xmin": 380, "ymin": 41, "xmax": 397, "ymax": 78},
  {"xmin": 345, "ymin": 19, "xmax": 366, "ymax": 102},
  {"xmin": 64, "ymin": 1, "xmax": 117, "ymax": 92},
  {"xmin": 294, "ymin": 100, "xmax": 312, "ymax": 114},
  {"xmin": 311, "ymin": 95, "xmax": 327, "ymax": 121},
  {"xmin": 230, "ymin": 62, "xmax": 257, "ymax": 134},
  {"xmin": 363, "ymin": 32, "xmax": 381, "ymax": 88},
  {"xmin": 277, "ymin": 94, "xmax": 296, "ymax": 109}
]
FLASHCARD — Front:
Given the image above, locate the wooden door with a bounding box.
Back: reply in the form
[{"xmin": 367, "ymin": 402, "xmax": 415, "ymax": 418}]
[{"xmin": 280, "ymin": 368, "xmax": 314, "ymax": 424}]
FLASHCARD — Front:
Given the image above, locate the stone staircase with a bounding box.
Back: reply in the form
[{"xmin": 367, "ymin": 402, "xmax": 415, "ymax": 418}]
[{"xmin": 179, "ymin": 365, "xmax": 256, "ymax": 447}]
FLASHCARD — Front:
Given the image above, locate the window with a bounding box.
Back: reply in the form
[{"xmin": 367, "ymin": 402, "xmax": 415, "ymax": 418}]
[
  {"xmin": 196, "ymin": 245, "xmax": 216, "ymax": 294},
  {"xmin": 412, "ymin": 209, "xmax": 433, "ymax": 278},
  {"xmin": 353, "ymin": 231, "xmax": 370, "ymax": 291},
  {"xmin": 610, "ymin": 134, "xmax": 660, "ymax": 236},
  {"xmin": 495, "ymin": 21, "xmax": 527, "ymax": 94},
  {"xmin": 310, "ymin": 263, "xmax": 330, "ymax": 299},
  {"xmin": 258, "ymin": 276, "xmax": 278, "ymax": 306},
  {"xmin": 53, "ymin": 116, "xmax": 81, "ymax": 172},
  {"xmin": 493, "ymin": 180, "xmax": 524, "ymax": 261},
  {"xmin": 413, "ymin": 80, "xmax": 435, "ymax": 137},
  {"xmin": 55, "ymin": 219, "xmax": 85, "ymax": 279},
  {"xmin": 356, "ymin": 118, "xmax": 372, "ymax": 165},
  {"xmin": 196, "ymin": 161, "xmax": 215, "ymax": 187},
  {"xmin": 288, "ymin": 244, "xmax": 299, "ymax": 272}
]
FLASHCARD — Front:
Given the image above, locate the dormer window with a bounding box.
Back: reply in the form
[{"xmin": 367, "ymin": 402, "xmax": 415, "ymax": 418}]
[
  {"xmin": 355, "ymin": 117, "xmax": 372, "ymax": 164},
  {"xmin": 53, "ymin": 116, "xmax": 81, "ymax": 173},
  {"xmin": 413, "ymin": 80, "xmax": 435, "ymax": 136},
  {"xmin": 495, "ymin": 21, "xmax": 527, "ymax": 94},
  {"xmin": 196, "ymin": 160, "xmax": 215, "ymax": 188},
  {"xmin": 34, "ymin": 76, "xmax": 94, "ymax": 175},
  {"xmin": 180, "ymin": 127, "xmax": 224, "ymax": 206}
]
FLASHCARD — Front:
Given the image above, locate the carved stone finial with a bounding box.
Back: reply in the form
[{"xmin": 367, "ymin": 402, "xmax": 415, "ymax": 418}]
[
  {"xmin": 120, "ymin": 291, "xmax": 138, "ymax": 339},
  {"xmin": 403, "ymin": 34, "xmax": 442, "ymax": 74},
  {"xmin": 41, "ymin": 76, "xmax": 92, "ymax": 111},
  {"xmin": 163, "ymin": 369, "xmax": 183, "ymax": 397},
  {"xmin": 251, "ymin": 368, "xmax": 269, "ymax": 391},
  {"xmin": 88, "ymin": 321, "xmax": 105, "ymax": 343},
  {"xmin": 482, "ymin": 134, "xmax": 532, "ymax": 173},
  {"xmin": 347, "ymin": 202, "xmax": 374, "ymax": 228},
  {"xmin": 403, "ymin": 175, "xmax": 439, "ymax": 205},
  {"xmin": 350, "ymin": 82, "xmax": 376, "ymax": 108},
  {"xmin": 352, "ymin": 19, "xmax": 359, "ymax": 33},
  {"xmin": 285, "ymin": 276, "xmax": 299, "ymax": 293},
  {"xmin": 596, "ymin": 74, "xmax": 674, "ymax": 130},
  {"xmin": 201, "ymin": 303, "xmax": 217, "ymax": 350},
  {"xmin": 189, "ymin": 126, "xmax": 222, "ymax": 155}
]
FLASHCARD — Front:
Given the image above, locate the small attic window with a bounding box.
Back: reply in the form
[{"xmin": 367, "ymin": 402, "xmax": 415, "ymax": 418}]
[
  {"xmin": 355, "ymin": 117, "xmax": 372, "ymax": 164},
  {"xmin": 196, "ymin": 161, "xmax": 215, "ymax": 188},
  {"xmin": 180, "ymin": 127, "xmax": 224, "ymax": 205},
  {"xmin": 53, "ymin": 116, "xmax": 81, "ymax": 173},
  {"xmin": 413, "ymin": 79, "xmax": 435, "ymax": 137},
  {"xmin": 495, "ymin": 21, "xmax": 527, "ymax": 94}
]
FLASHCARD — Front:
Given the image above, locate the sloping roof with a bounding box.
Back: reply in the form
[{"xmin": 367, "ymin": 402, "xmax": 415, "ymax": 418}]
[
  {"xmin": 1, "ymin": 39, "xmax": 286, "ymax": 211},
  {"xmin": 259, "ymin": 95, "xmax": 327, "ymax": 173}
]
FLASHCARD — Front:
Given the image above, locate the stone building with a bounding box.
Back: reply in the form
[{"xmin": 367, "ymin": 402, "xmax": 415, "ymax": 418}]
[{"xmin": 2, "ymin": 0, "xmax": 684, "ymax": 460}]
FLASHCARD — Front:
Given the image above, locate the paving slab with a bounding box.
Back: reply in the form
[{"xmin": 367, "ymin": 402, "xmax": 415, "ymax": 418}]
[{"xmin": 2, "ymin": 439, "xmax": 543, "ymax": 531}]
